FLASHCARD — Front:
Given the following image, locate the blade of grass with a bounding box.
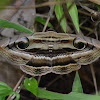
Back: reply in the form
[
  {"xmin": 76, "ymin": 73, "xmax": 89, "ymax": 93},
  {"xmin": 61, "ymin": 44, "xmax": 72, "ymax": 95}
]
[
  {"xmin": 35, "ymin": 16, "xmax": 53, "ymax": 28},
  {"xmin": 0, "ymin": 19, "xmax": 33, "ymax": 33},
  {"xmin": 67, "ymin": 1, "xmax": 79, "ymax": 33},
  {"xmin": 55, "ymin": 0, "xmax": 67, "ymax": 32},
  {"xmin": 72, "ymin": 71, "xmax": 83, "ymax": 93},
  {"xmin": 37, "ymin": 88, "xmax": 100, "ymax": 100}
]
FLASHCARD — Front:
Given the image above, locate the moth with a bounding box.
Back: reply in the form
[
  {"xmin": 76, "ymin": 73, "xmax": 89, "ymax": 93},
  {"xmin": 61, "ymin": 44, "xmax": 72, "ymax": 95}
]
[{"xmin": 0, "ymin": 31, "xmax": 100, "ymax": 76}]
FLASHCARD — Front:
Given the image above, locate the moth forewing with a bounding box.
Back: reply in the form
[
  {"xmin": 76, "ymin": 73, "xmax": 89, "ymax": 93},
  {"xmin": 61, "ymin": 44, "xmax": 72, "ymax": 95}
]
[{"xmin": 0, "ymin": 31, "xmax": 100, "ymax": 76}]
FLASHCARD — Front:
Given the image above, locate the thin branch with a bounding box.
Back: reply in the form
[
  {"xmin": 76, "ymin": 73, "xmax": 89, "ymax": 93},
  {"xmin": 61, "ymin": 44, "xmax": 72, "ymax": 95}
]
[
  {"xmin": 7, "ymin": 75, "xmax": 25, "ymax": 100},
  {"xmin": 90, "ymin": 64, "xmax": 98, "ymax": 95},
  {"xmin": 43, "ymin": 17, "xmax": 50, "ymax": 32},
  {"xmin": 79, "ymin": 2, "xmax": 98, "ymax": 17},
  {"xmin": 88, "ymin": 0, "xmax": 100, "ymax": 5},
  {"xmin": 43, "ymin": 2, "xmax": 54, "ymax": 32},
  {"xmin": 37, "ymin": 76, "xmax": 42, "ymax": 85},
  {"xmin": 0, "ymin": 0, "xmax": 67, "ymax": 9},
  {"xmin": 36, "ymin": 14, "xmax": 48, "ymax": 18},
  {"xmin": 46, "ymin": 75, "xmax": 62, "ymax": 87}
]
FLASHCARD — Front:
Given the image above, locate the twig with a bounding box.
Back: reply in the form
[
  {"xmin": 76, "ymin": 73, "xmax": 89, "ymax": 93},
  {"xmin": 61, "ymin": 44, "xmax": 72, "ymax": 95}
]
[
  {"xmin": 88, "ymin": 0, "xmax": 100, "ymax": 5},
  {"xmin": 43, "ymin": 0, "xmax": 54, "ymax": 32},
  {"xmin": 78, "ymin": 10, "xmax": 91, "ymax": 17},
  {"xmin": 86, "ymin": 31, "xmax": 93, "ymax": 36},
  {"xmin": 90, "ymin": 64, "xmax": 98, "ymax": 95},
  {"xmin": 0, "ymin": 0, "xmax": 67, "ymax": 9},
  {"xmin": 43, "ymin": 17, "xmax": 51, "ymax": 32},
  {"xmin": 7, "ymin": 75, "xmax": 25, "ymax": 100},
  {"xmin": 46, "ymin": 75, "xmax": 62, "ymax": 87},
  {"xmin": 37, "ymin": 76, "xmax": 42, "ymax": 85},
  {"xmin": 80, "ymin": 26, "xmax": 93, "ymax": 32},
  {"xmin": 36, "ymin": 14, "xmax": 48, "ymax": 18},
  {"xmin": 79, "ymin": 2, "xmax": 98, "ymax": 17}
]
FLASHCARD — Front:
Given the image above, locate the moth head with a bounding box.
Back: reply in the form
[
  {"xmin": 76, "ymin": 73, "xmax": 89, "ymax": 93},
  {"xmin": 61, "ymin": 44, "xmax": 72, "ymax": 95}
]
[
  {"xmin": 73, "ymin": 37, "xmax": 87, "ymax": 50},
  {"xmin": 15, "ymin": 37, "xmax": 29, "ymax": 50}
]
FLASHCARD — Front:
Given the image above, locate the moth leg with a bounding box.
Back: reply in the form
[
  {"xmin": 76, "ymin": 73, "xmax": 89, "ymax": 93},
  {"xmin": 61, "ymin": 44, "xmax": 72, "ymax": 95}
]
[
  {"xmin": 20, "ymin": 65, "xmax": 51, "ymax": 76},
  {"xmin": 52, "ymin": 63, "xmax": 81, "ymax": 74}
]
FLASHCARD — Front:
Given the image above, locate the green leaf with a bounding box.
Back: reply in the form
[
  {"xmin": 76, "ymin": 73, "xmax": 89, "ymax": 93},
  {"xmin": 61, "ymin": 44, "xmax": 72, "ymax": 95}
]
[
  {"xmin": 0, "ymin": 81, "xmax": 12, "ymax": 96},
  {"xmin": 72, "ymin": 71, "xmax": 83, "ymax": 93},
  {"xmin": 55, "ymin": 0, "xmax": 67, "ymax": 32},
  {"xmin": 0, "ymin": 96, "xmax": 5, "ymax": 100},
  {"xmin": 35, "ymin": 16, "xmax": 53, "ymax": 28},
  {"xmin": 24, "ymin": 77, "xmax": 38, "ymax": 96},
  {"xmin": 69, "ymin": 92, "xmax": 100, "ymax": 100},
  {"xmin": 67, "ymin": 1, "xmax": 79, "ymax": 33},
  {"xmin": 0, "ymin": 19, "xmax": 33, "ymax": 33},
  {"xmin": 0, "ymin": 81, "xmax": 20, "ymax": 100},
  {"xmin": 37, "ymin": 88, "xmax": 100, "ymax": 100},
  {"xmin": 37, "ymin": 88, "xmax": 66, "ymax": 99}
]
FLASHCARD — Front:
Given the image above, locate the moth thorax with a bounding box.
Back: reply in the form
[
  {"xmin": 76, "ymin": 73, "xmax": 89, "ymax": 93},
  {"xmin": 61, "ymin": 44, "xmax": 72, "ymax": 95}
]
[{"xmin": 48, "ymin": 44, "xmax": 53, "ymax": 52}]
